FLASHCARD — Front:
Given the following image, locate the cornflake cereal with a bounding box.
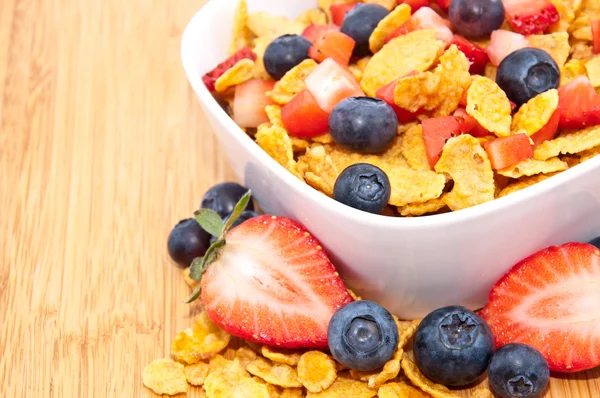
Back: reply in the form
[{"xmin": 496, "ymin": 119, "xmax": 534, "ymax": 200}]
[
  {"xmin": 246, "ymin": 12, "xmax": 306, "ymax": 38},
  {"xmin": 171, "ymin": 311, "xmax": 231, "ymax": 364},
  {"xmin": 306, "ymin": 374, "xmax": 377, "ymax": 398},
  {"xmin": 364, "ymin": 0, "xmax": 397, "ymax": 10},
  {"xmin": 267, "ymin": 59, "xmax": 318, "ymax": 105},
  {"xmin": 296, "ymin": 8, "xmax": 328, "ymax": 25},
  {"xmin": 214, "ymin": 58, "xmax": 255, "ymax": 94},
  {"xmin": 466, "ymin": 76, "xmax": 512, "ymax": 137},
  {"xmin": 297, "ymin": 351, "xmax": 338, "ymax": 393},
  {"xmin": 498, "ymin": 173, "xmax": 559, "ymax": 198},
  {"xmin": 401, "ymin": 353, "xmax": 460, "ymax": 398},
  {"xmin": 511, "ymin": 89, "xmax": 559, "ymax": 136},
  {"xmin": 246, "ymin": 357, "xmax": 303, "ymax": 388},
  {"xmin": 230, "ymin": 0, "xmax": 253, "ymax": 54},
  {"xmin": 472, "ymin": 388, "xmax": 494, "ymax": 398},
  {"xmin": 528, "ymin": 32, "xmax": 570, "ymax": 67},
  {"xmin": 534, "ymin": 126, "xmax": 600, "ymax": 160},
  {"xmin": 398, "ymin": 197, "xmax": 447, "ymax": 217},
  {"xmin": 204, "ymin": 369, "xmax": 271, "ymax": 398},
  {"xmin": 585, "ymin": 56, "xmax": 600, "ymax": 87},
  {"xmin": 256, "ymin": 123, "xmax": 304, "ymax": 180},
  {"xmin": 401, "ymin": 125, "xmax": 430, "ymax": 171},
  {"xmin": 498, "ymin": 157, "xmax": 569, "ymax": 178},
  {"xmin": 378, "ymin": 382, "xmax": 431, "ymax": 398},
  {"xmin": 142, "ymin": 359, "xmax": 188, "ymax": 396},
  {"xmin": 369, "ymin": 4, "xmax": 411, "ymax": 53},
  {"xmin": 561, "ymin": 59, "xmax": 588, "ymax": 84},
  {"xmin": 184, "ymin": 362, "xmax": 210, "ymax": 386},
  {"xmin": 349, "ymin": 346, "xmax": 403, "ymax": 389},
  {"xmin": 261, "ymin": 345, "xmax": 302, "ymax": 366}
]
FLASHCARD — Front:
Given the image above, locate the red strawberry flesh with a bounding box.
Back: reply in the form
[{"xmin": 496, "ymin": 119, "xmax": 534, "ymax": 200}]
[
  {"xmin": 202, "ymin": 47, "xmax": 257, "ymax": 92},
  {"xmin": 502, "ymin": 0, "xmax": 560, "ymax": 35}
]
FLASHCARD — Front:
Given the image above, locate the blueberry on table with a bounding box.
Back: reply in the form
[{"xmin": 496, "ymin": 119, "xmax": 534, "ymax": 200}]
[
  {"xmin": 413, "ymin": 305, "xmax": 494, "ymax": 386},
  {"xmin": 167, "ymin": 218, "xmax": 211, "ymax": 268},
  {"xmin": 449, "ymin": 0, "xmax": 505, "ymax": 39},
  {"xmin": 263, "ymin": 34, "xmax": 312, "ymax": 80},
  {"xmin": 328, "ymin": 300, "xmax": 399, "ymax": 371},
  {"xmin": 496, "ymin": 48, "xmax": 560, "ymax": 106},
  {"xmin": 341, "ymin": 4, "xmax": 389, "ymax": 57},
  {"xmin": 488, "ymin": 343, "xmax": 550, "ymax": 398},
  {"xmin": 333, "ymin": 164, "xmax": 391, "ymax": 214},
  {"xmin": 329, "ymin": 97, "xmax": 398, "ymax": 154},
  {"xmin": 200, "ymin": 182, "xmax": 254, "ymax": 219}
]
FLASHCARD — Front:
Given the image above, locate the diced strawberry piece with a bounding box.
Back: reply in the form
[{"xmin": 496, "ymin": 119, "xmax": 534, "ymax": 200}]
[
  {"xmin": 397, "ymin": 0, "xmax": 429, "ymax": 12},
  {"xmin": 309, "ymin": 30, "xmax": 355, "ymax": 65},
  {"xmin": 281, "ymin": 90, "xmax": 331, "ymax": 138},
  {"xmin": 331, "ymin": 3, "xmax": 358, "ymax": 26},
  {"xmin": 434, "ymin": 0, "xmax": 452, "ymax": 11},
  {"xmin": 502, "ymin": 0, "xmax": 560, "ymax": 35},
  {"xmin": 302, "ymin": 24, "xmax": 340, "ymax": 45},
  {"xmin": 454, "ymin": 108, "xmax": 491, "ymax": 137},
  {"xmin": 376, "ymin": 78, "xmax": 420, "ymax": 123},
  {"xmin": 305, "ymin": 58, "xmax": 364, "ymax": 113},
  {"xmin": 509, "ymin": 101, "xmax": 518, "ymax": 113},
  {"xmin": 201, "ymin": 215, "xmax": 354, "ymax": 349},
  {"xmin": 557, "ymin": 76, "xmax": 600, "ymax": 129},
  {"xmin": 486, "ymin": 30, "xmax": 530, "ymax": 66},
  {"xmin": 422, "ymin": 116, "xmax": 464, "ymax": 167},
  {"xmin": 480, "ymin": 242, "xmax": 600, "ymax": 372},
  {"xmin": 451, "ymin": 35, "xmax": 490, "ymax": 75},
  {"xmin": 233, "ymin": 79, "xmax": 276, "ymax": 128},
  {"xmin": 385, "ymin": 7, "xmax": 454, "ymax": 44},
  {"xmin": 483, "ymin": 134, "xmax": 533, "ymax": 170},
  {"xmin": 531, "ymin": 108, "xmax": 560, "ymax": 145},
  {"xmin": 202, "ymin": 47, "xmax": 257, "ymax": 92},
  {"xmin": 592, "ymin": 20, "xmax": 600, "ymax": 55}
]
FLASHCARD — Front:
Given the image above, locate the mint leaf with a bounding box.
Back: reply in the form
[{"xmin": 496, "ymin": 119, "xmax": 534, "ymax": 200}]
[
  {"xmin": 186, "ymin": 287, "xmax": 202, "ymax": 303},
  {"xmin": 189, "ymin": 257, "xmax": 204, "ymax": 281},
  {"xmin": 223, "ymin": 190, "xmax": 252, "ymax": 233},
  {"xmin": 194, "ymin": 209, "xmax": 224, "ymax": 237}
]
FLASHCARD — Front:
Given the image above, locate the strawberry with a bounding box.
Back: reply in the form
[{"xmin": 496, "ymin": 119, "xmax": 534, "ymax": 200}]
[
  {"xmin": 454, "ymin": 107, "xmax": 491, "ymax": 137},
  {"xmin": 531, "ymin": 108, "xmax": 560, "ymax": 145},
  {"xmin": 385, "ymin": 7, "xmax": 454, "ymax": 44},
  {"xmin": 592, "ymin": 20, "xmax": 600, "ymax": 55},
  {"xmin": 375, "ymin": 78, "xmax": 420, "ymax": 123},
  {"xmin": 486, "ymin": 30, "xmax": 530, "ymax": 66},
  {"xmin": 557, "ymin": 76, "xmax": 600, "ymax": 129},
  {"xmin": 302, "ymin": 24, "xmax": 340, "ymax": 45},
  {"xmin": 331, "ymin": 3, "xmax": 358, "ymax": 26},
  {"xmin": 233, "ymin": 79, "xmax": 276, "ymax": 128},
  {"xmin": 305, "ymin": 58, "xmax": 364, "ymax": 113},
  {"xmin": 397, "ymin": 0, "xmax": 429, "ymax": 12},
  {"xmin": 502, "ymin": 0, "xmax": 560, "ymax": 35},
  {"xmin": 451, "ymin": 35, "xmax": 490, "ymax": 75},
  {"xmin": 434, "ymin": 0, "xmax": 452, "ymax": 12},
  {"xmin": 422, "ymin": 116, "xmax": 464, "ymax": 167},
  {"xmin": 480, "ymin": 242, "xmax": 600, "ymax": 373},
  {"xmin": 483, "ymin": 134, "xmax": 533, "ymax": 170},
  {"xmin": 281, "ymin": 90, "xmax": 331, "ymax": 138},
  {"xmin": 309, "ymin": 30, "xmax": 356, "ymax": 65},
  {"xmin": 202, "ymin": 47, "xmax": 257, "ymax": 92}
]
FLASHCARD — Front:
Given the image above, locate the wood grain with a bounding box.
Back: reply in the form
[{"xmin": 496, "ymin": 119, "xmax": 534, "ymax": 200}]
[{"xmin": 0, "ymin": 0, "xmax": 597, "ymax": 396}]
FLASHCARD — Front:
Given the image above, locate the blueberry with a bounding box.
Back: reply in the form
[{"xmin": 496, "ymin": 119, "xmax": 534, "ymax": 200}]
[
  {"xmin": 488, "ymin": 343, "xmax": 550, "ymax": 398},
  {"xmin": 588, "ymin": 237, "xmax": 600, "ymax": 249},
  {"xmin": 341, "ymin": 4, "xmax": 389, "ymax": 57},
  {"xmin": 328, "ymin": 300, "xmax": 399, "ymax": 371},
  {"xmin": 200, "ymin": 182, "xmax": 254, "ymax": 219},
  {"xmin": 449, "ymin": 0, "xmax": 505, "ymax": 39},
  {"xmin": 329, "ymin": 97, "xmax": 398, "ymax": 154},
  {"xmin": 497, "ymin": 48, "xmax": 560, "ymax": 106},
  {"xmin": 263, "ymin": 35, "xmax": 311, "ymax": 80},
  {"xmin": 167, "ymin": 219, "xmax": 211, "ymax": 268},
  {"xmin": 224, "ymin": 210, "xmax": 262, "ymax": 230},
  {"xmin": 413, "ymin": 305, "xmax": 494, "ymax": 386},
  {"xmin": 333, "ymin": 164, "xmax": 391, "ymax": 214}
]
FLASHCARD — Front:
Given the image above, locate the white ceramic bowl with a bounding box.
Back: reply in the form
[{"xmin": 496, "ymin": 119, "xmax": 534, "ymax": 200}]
[{"xmin": 182, "ymin": 0, "xmax": 600, "ymax": 319}]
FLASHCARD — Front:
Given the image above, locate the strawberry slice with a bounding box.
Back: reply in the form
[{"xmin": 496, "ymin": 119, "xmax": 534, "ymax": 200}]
[
  {"xmin": 309, "ymin": 30, "xmax": 356, "ymax": 65},
  {"xmin": 200, "ymin": 215, "xmax": 354, "ymax": 349},
  {"xmin": 454, "ymin": 107, "xmax": 491, "ymax": 137},
  {"xmin": 233, "ymin": 79, "xmax": 276, "ymax": 128},
  {"xmin": 531, "ymin": 108, "xmax": 560, "ymax": 145},
  {"xmin": 202, "ymin": 47, "xmax": 257, "ymax": 92},
  {"xmin": 422, "ymin": 116, "xmax": 465, "ymax": 167},
  {"xmin": 385, "ymin": 7, "xmax": 454, "ymax": 44},
  {"xmin": 480, "ymin": 242, "xmax": 600, "ymax": 373},
  {"xmin": 281, "ymin": 90, "xmax": 331, "ymax": 138},
  {"xmin": 375, "ymin": 78, "xmax": 420, "ymax": 123},
  {"xmin": 302, "ymin": 24, "xmax": 340, "ymax": 45},
  {"xmin": 502, "ymin": 0, "xmax": 560, "ymax": 35},
  {"xmin": 483, "ymin": 134, "xmax": 533, "ymax": 170},
  {"xmin": 434, "ymin": 0, "xmax": 452, "ymax": 11},
  {"xmin": 397, "ymin": 0, "xmax": 429, "ymax": 12},
  {"xmin": 592, "ymin": 20, "xmax": 600, "ymax": 55},
  {"xmin": 331, "ymin": 3, "xmax": 358, "ymax": 26},
  {"xmin": 451, "ymin": 35, "xmax": 490, "ymax": 75},
  {"xmin": 486, "ymin": 30, "xmax": 530, "ymax": 66},
  {"xmin": 305, "ymin": 58, "xmax": 364, "ymax": 113},
  {"xmin": 557, "ymin": 76, "xmax": 600, "ymax": 129}
]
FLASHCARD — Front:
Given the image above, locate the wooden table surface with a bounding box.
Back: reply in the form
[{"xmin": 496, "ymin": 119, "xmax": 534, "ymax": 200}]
[{"xmin": 0, "ymin": 0, "xmax": 598, "ymax": 396}]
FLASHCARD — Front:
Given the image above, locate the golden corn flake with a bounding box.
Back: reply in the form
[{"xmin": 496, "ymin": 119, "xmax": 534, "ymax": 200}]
[
  {"xmin": 281, "ymin": 388, "xmax": 305, "ymax": 397},
  {"xmin": 579, "ymin": 144, "xmax": 600, "ymax": 161},
  {"xmin": 498, "ymin": 172, "xmax": 559, "ymax": 198},
  {"xmin": 432, "ymin": 45, "xmax": 472, "ymax": 117},
  {"xmin": 398, "ymin": 196, "xmax": 447, "ymax": 217},
  {"xmin": 484, "ymin": 64, "xmax": 498, "ymax": 81},
  {"xmin": 472, "ymin": 388, "xmax": 494, "ymax": 398},
  {"xmin": 292, "ymin": 138, "xmax": 311, "ymax": 152},
  {"xmin": 467, "ymin": 76, "xmax": 512, "ymax": 137},
  {"xmin": 306, "ymin": 374, "xmax": 377, "ymax": 398},
  {"xmin": 247, "ymin": 357, "xmax": 303, "ymax": 388},
  {"xmin": 378, "ymin": 382, "xmax": 431, "ymax": 398},
  {"xmin": 184, "ymin": 362, "xmax": 210, "ymax": 386},
  {"xmin": 511, "ymin": 89, "xmax": 559, "ymax": 136},
  {"xmin": 435, "ymin": 135, "xmax": 495, "ymax": 211},
  {"xmin": 356, "ymin": 56, "xmax": 372, "ymax": 72},
  {"xmin": 573, "ymin": 25, "xmax": 593, "ymax": 40},
  {"xmin": 401, "ymin": 353, "xmax": 459, "ymax": 398},
  {"xmin": 296, "ymin": 8, "xmax": 328, "ymax": 25},
  {"xmin": 235, "ymin": 346, "xmax": 258, "ymax": 368},
  {"xmin": 261, "ymin": 346, "xmax": 302, "ymax": 366},
  {"xmin": 318, "ymin": 0, "xmax": 356, "ymax": 21},
  {"xmin": 312, "ymin": 133, "xmax": 335, "ymax": 144},
  {"xmin": 549, "ymin": 0, "xmax": 575, "ymax": 32},
  {"xmin": 387, "ymin": 167, "xmax": 446, "ymax": 207},
  {"xmin": 171, "ymin": 311, "xmax": 231, "ymax": 364},
  {"xmin": 214, "ymin": 59, "xmax": 255, "ymax": 94},
  {"xmin": 252, "ymin": 376, "xmax": 284, "ymax": 397},
  {"xmin": 204, "ymin": 369, "xmax": 271, "ymax": 398},
  {"xmin": 364, "ymin": 0, "xmax": 397, "ymax": 10},
  {"xmin": 349, "ymin": 64, "xmax": 364, "ymax": 82},
  {"xmin": 528, "ymin": 32, "xmax": 570, "ymax": 66},
  {"xmin": 394, "ymin": 72, "xmax": 444, "ymax": 113},
  {"xmin": 208, "ymin": 355, "xmax": 250, "ymax": 377},
  {"xmin": 301, "ymin": 145, "xmax": 339, "ymax": 196},
  {"xmin": 396, "ymin": 318, "xmax": 420, "ymax": 348},
  {"xmin": 253, "ymin": 34, "xmax": 278, "ymax": 80},
  {"xmin": 369, "ymin": 4, "xmax": 411, "ymax": 53},
  {"xmin": 230, "ymin": 0, "xmax": 253, "ymax": 55},
  {"xmin": 534, "ymin": 126, "xmax": 600, "ymax": 160},
  {"xmin": 223, "ymin": 348, "xmax": 237, "ymax": 360},
  {"xmin": 350, "ymin": 347, "xmax": 403, "ymax": 390},
  {"xmin": 182, "ymin": 267, "xmax": 200, "ymax": 290},
  {"xmin": 142, "ymin": 359, "xmax": 188, "ymax": 396},
  {"xmin": 256, "ymin": 123, "xmax": 304, "ymax": 180},
  {"xmin": 498, "ymin": 157, "xmax": 568, "ymax": 178},
  {"xmin": 361, "ymin": 29, "xmax": 445, "ymax": 96},
  {"xmin": 247, "ymin": 12, "xmax": 306, "ymax": 38},
  {"xmin": 297, "ymin": 351, "xmax": 338, "ymax": 393},
  {"xmin": 268, "ymin": 59, "xmax": 318, "ymax": 104},
  {"xmin": 586, "ymin": 56, "xmax": 600, "ymax": 87},
  {"xmin": 401, "ymin": 125, "xmax": 430, "ymax": 171},
  {"xmin": 561, "ymin": 59, "xmax": 587, "ymax": 85},
  {"xmin": 265, "ymin": 105, "xmax": 284, "ymax": 127}
]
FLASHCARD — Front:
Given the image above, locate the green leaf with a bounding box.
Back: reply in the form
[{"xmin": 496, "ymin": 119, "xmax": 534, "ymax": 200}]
[
  {"xmin": 186, "ymin": 287, "xmax": 202, "ymax": 303},
  {"xmin": 189, "ymin": 257, "xmax": 204, "ymax": 281},
  {"xmin": 194, "ymin": 209, "xmax": 225, "ymax": 237},
  {"xmin": 223, "ymin": 190, "xmax": 252, "ymax": 233}
]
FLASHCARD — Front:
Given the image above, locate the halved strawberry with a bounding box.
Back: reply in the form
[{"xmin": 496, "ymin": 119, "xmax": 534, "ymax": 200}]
[
  {"xmin": 376, "ymin": 78, "xmax": 420, "ymax": 123},
  {"xmin": 451, "ymin": 35, "xmax": 489, "ymax": 75},
  {"xmin": 202, "ymin": 47, "xmax": 257, "ymax": 92},
  {"xmin": 422, "ymin": 116, "xmax": 464, "ymax": 167},
  {"xmin": 434, "ymin": 0, "xmax": 452, "ymax": 12},
  {"xmin": 592, "ymin": 20, "xmax": 600, "ymax": 55},
  {"xmin": 557, "ymin": 76, "xmax": 600, "ymax": 129},
  {"xmin": 281, "ymin": 90, "xmax": 330, "ymax": 138},
  {"xmin": 305, "ymin": 58, "xmax": 364, "ymax": 113},
  {"xmin": 385, "ymin": 7, "xmax": 454, "ymax": 44},
  {"xmin": 531, "ymin": 108, "xmax": 560, "ymax": 145},
  {"xmin": 200, "ymin": 215, "xmax": 354, "ymax": 349},
  {"xmin": 483, "ymin": 134, "xmax": 533, "ymax": 170},
  {"xmin": 454, "ymin": 107, "xmax": 491, "ymax": 137},
  {"xmin": 502, "ymin": 0, "xmax": 560, "ymax": 35},
  {"xmin": 397, "ymin": 0, "xmax": 429, "ymax": 12},
  {"xmin": 480, "ymin": 242, "xmax": 600, "ymax": 373},
  {"xmin": 486, "ymin": 30, "xmax": 530, "ymax": 66},
  {"xmin": 331, "ymin": 3, "xmax": 358, "ymax": 26},
  {"xmin": 302, "ymin": 24, "xmax": 340, "ymax": 45},
  {"xmin": 233, "ymin": 79, "xmax": 276, "ymax": 128},
  {"xmin": 309, "ymin": 30, "xmax": 356, "ymax": 65}
]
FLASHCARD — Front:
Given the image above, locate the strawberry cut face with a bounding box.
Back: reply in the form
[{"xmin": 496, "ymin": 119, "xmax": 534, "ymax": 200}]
[{"xmin": 502, "ymin": 0, "xmax": 560, "ymax": 35}]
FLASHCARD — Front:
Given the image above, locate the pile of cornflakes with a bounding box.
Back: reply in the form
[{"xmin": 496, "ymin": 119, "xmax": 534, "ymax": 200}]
[
  {"xmin": 143, "ymin": 272, "xmax": 493, "ymax": 397},
  {"xmin": 206, "ymin": 0, "xmax": 600, "ymax": 218}
]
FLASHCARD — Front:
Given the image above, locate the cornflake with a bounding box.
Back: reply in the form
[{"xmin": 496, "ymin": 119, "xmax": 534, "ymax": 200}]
[
  {"xmin": 472, "ymin": 388, "xmax": 494, "ymax": 398},
  {"xmin": 398, "ymin": 197, "xmax": 447, "ymax": 217},
  {"xmin": 378, "ymin": 382, "xmax": 431, "ymax": 398},
  {"xmin": 306, "ymin": 374, "xmax": 377, "ymax": 398},
  {"xmin": 401, "ymin": 124, "xmax": 430, "ymax": 171},
  {"xmin": 230, "ymin": 0, "xmax": 253, "ymax": 54},
  {"xmin": 247, "ymin": 12, "xmax": 306, "ymax": 38},
  {"xmin": 435, "ymin": 135, "xmax": 495, "ymax": 211},
  {"xmin": 142, "ymin": 359, "xmax": 188, "ymax": 396},
  {"xmin": 235, "ymin": 346, "xmax": 258, "ymax": 368},
  {"xmin": 318, "ymin": 0, "xmax": 356, "ymax": 21},
  {"xmin": 208, "ymin": 356, "xmax": 249, "ymax": 377},
  {"xmin": 265, "ymin": 105, "xmax": 284, "ymax": 127},
  {"xmin": 246, "ymin": 357, "xmax": 303, "ymax": 388},
  {"xmin": 256, "ymin": 123, "xmax": 304, "ymax": 180},
  {"xmin": 261, "ymin": 345, "xmax": 303, "ymax": 366},
  {"xmin": 528, "ymin": 32, "xmax": 570, "ymax": 67},
  {"xmin": 349, "ymin": 347, "xmax": 403, "ymax": 389},
  {"xmin": 498, "ymin": 173, "xmax": 559, "ymax": 198},
  {"xmin": 395, "ymin": 318, "xmax": 420, "ymax": 347},
  {"xmin": 401, "ymin": 353, "xmax": 460, "ymax": 398},
  {"xmin": 585, "ymin": 56, "xmax": 600, "ymax": 87},
  {"xmin": 297, "ymin": 351, "xmax": 338, "ymax": 393},
  {"xmin": 171, "ymin": 311, "xmax": 231, "ymax": 364},
  {"xmin": 214, "ymin": 59, "xmax": 255, "ymax": 94},
  {"xmin": 369, "ymin": 4, "xmax": 411, "ymax": 53},
  {"xmin": 498, "ymin": 157, "xmax": 568, "ymax": 178},
  {"xmin": 560, "ymin": 59, "xmax": 587, "ymax": 85},
  {"xmin": 204, "ymin": 369, "xmax": 271, "ymax": 398},
  {"xmin": 432, "ymin": 45, "xmax": 472, "ymax": 116},
  {"xmin": 267, "ymin": 59, "xmax": 318, "ymax": 104},
  {"xmin": 579, "ymin": 144, "xmax": 600, "ymax": 161},
  {"xmin": 394, "ymin": 72, "xmax": 444, "ymax": 113},
  {"xmin": 364, "ymin": 0, "xmax": 397, "ymax": 10},
  {"xmin": 511, "ymin": 89, "xmax": 559, "ymax": 136},
  {"xmin": 184, "ymin": 362, "xmax": 210, "ymax": 386},
  {"xmin": 534, "ymin": 126, "xmax": 600, "ymax": 160},
  {"xmin": 253, "ymin": 35, "xmax": 277, "ymax": 80},
  {"xmin": 296, "ymin": 8, "xmax": 328, "ymax": 25},
  {"xmin": 281, "ymin": 388, "xmax": 305, "ymax": 397},
  {"xmin": 466, "ymin": 76, "xmax": 512, "ymax": 137}
]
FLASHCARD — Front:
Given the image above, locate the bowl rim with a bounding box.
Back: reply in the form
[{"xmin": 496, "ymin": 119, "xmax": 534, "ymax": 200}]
[{"xmin": 181, "ymin": 0, "xmax": 600, "ymax": 229}]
